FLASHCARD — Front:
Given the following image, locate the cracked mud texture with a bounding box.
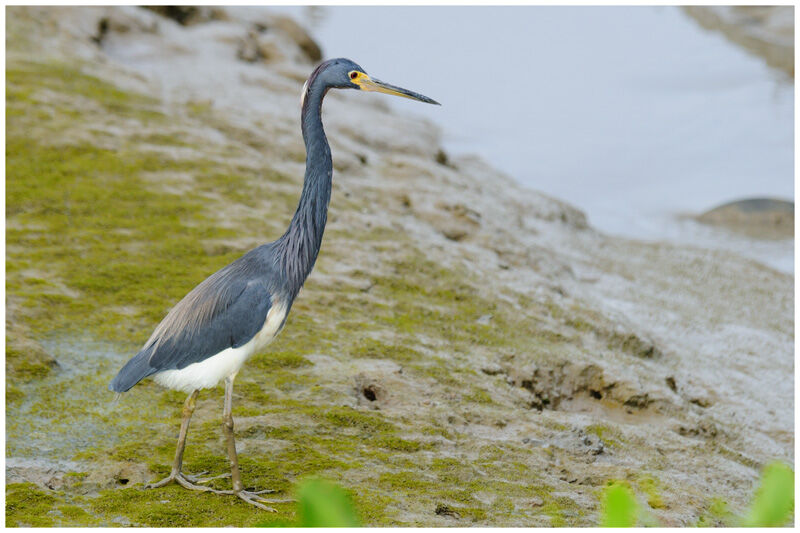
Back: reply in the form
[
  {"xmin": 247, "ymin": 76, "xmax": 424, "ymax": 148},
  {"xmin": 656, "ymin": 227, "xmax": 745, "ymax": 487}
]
[{"xmin": 6, "ymin": 6, "xmax": 793, "ymax": 527}]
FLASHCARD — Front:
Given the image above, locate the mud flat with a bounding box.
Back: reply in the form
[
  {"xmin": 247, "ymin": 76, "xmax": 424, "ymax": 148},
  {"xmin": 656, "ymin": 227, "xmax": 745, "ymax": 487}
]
[{"xmin": 6, "ymin": 6, "xmax": 793, "ymax": 527}]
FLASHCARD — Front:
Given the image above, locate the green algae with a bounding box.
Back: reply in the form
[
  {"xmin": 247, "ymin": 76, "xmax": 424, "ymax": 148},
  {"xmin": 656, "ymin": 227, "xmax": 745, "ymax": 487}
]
[
  {"xmin": 586, "ymin": 423, "xmax": 626, "ymax": 448},
  {"xmin": 5, "ymin": 483, "xmax": 58, "ymax": 527},
  {"xmin": 637, "ymin": 474, "xmax": 666, "ymax": 510},
  {"xmin": 6, "ymin": 383, "xmax": 25, "ymax": 404},
  {"xmin": 7, "ymin": 60, "xmax": 165, "ymax": 122},
  {"xmin": 7, "ymin": 139, "xmax": 240, "ymax": 347},
  {"xmin": 54, "ymin": 503, "xmax": 97, "ymax": 524},
  {"xmin": 349, "ymin": 337, "xmax": 421, "ymax": 363},
  {"xmin": 5, "ymin": 344, "xmax": 55, "ymax": 381},
  {"xmin": 5, "ymin": 60, "xmax": 298, "ymax": 382},
  {"xmin": 465, "ymin": 386, "xmax": 496, "ymax": 405},
  {"xmin": 695, "ymin": 496, "xmax": 733, "ymax": 527},
  {"xmin": 373, "ymin": 435, "xmax": 425, "ymax": 452},
  {"xmin": 5, "ymin": 43, "xmax": 689, "ymax": 528},
  {"xmin": 251, "ymin": 350, "xmax": 313, "ymax": 370},
  {"xmin": 90, "ymin": 484, "xmax": 291, "ymax": 527},
  {"xmin": 321, "ymin": 405, "xmax": 397, "ymax": 433},
  {"xmin": 5, "ymin": 482, "xmax": 102, "ymax": 527}
]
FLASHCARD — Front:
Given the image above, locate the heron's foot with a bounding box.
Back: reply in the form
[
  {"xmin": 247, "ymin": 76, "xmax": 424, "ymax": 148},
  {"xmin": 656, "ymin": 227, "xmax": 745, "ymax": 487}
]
[
  {"xmin": 146, "ymin": 473, "xmax": 292, "ymax": 510},
  {"xmin": 244, "ymin": 487, "xmax": 276, "ymax": 495},
  {"xmin": 145, "ymin": 473, "xmax": 178, "ymax": 490},
  {"xmin": 234, "ymin": 489, "xmax": 295, "ymax": 512},
  {"xmin": 146, "ymin": 472, "xmax": 231, "ymax": 493},
  {"xmin": 174, "ymin": 473, "xmax": 236, "ymax": 493}
]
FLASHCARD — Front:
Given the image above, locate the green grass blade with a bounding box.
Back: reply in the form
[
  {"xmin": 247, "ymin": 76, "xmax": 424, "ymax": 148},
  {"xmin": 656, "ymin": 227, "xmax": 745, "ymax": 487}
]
[
  {"xmin": 600, "ymin": 483, "xmax": 639, "ymax": 527},
  {"xmin": 742, "ymin": 462, "xmax": 794, "ymax": 527},
  {"xmin": 296, "ymin": 479, "xmax": 361, "ymax": 527}
]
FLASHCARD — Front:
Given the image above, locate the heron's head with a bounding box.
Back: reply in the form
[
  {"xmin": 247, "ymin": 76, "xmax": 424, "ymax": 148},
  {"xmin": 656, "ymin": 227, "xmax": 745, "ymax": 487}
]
[{"xmin": 302, "ymin": 58, "xmax": 440, "ymax": 106}]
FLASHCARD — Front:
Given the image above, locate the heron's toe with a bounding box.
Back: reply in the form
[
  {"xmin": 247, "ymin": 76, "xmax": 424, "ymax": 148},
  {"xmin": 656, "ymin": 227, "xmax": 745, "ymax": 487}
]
[
  {"xmin": 186, "ymin": 471, "xmax": 231, "ymax": 484},
  {"xmin": 179, "ymin": 470, "xmax": 207, "ymax": 483},
  {"xmin": 237, "ymin": 490, "xmax": 277, "ymax": 512},
  {"xmin": 174, "ymin": 473, "xmax": 231, "ymax": 493},
  {"xmin": 248, "ymin": 488, "xmax": 277, "ymax": 495},
  {"xmin": 145, "ymin": 474, "xmax": 176, "ymax": 490}
]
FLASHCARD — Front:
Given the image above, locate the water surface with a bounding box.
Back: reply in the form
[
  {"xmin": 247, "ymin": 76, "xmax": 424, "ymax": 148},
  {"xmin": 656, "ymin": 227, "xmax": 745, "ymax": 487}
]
[{"xmin": 264, "ymin": 6, "xmax": 794, "ymax": 272}]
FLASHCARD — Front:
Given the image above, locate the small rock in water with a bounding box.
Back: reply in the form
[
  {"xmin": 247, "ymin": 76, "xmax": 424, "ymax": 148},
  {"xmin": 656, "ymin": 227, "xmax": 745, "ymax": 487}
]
[
  {"xmin": 480, "ymin": 363, "xmax": 504, "ymax": 375},
  {"xmin": 522, "ymin": 437, "xmax": 545, "ymax": 447},
  {"xmin": 696, "ymin": 197, "xmax": 793, "ymax": 239}
]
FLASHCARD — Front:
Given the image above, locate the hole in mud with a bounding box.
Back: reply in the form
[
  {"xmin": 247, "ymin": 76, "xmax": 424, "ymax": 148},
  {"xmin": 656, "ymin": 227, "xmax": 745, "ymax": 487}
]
[
  {"xmin": 144, "ymin": 6, "xmax": 201, "ymax": 25},
  {"xmin": 118, "ymin": 478, "xmax": 129, "ymax": 485},
  {"xmin": 92, "ymin": 18, "xmax": 109, "ymax": 45},
  {"xmin": 589, "ymin": 390, "xmax": 602, "ymax": 400},
  {"xmin": 435, "ymin": 503, "xmax": 460, "ymax": 518},
  {"xmin": 362, "ymin": 386, "xmax": 377, "ymax": 402}
]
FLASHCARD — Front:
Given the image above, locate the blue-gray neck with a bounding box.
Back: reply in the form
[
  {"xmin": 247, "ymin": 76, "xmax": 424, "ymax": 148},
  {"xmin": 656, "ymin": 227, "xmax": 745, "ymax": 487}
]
[{"xmin": 276, "ymin": 78, "xmax": 332, "ymax": 297}]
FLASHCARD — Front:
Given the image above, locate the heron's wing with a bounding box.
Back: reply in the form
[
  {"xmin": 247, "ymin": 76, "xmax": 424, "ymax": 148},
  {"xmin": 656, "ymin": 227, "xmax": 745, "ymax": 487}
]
[{"xmin": 144, "ymin": 267, "xmax": 272, "ymax": 371}]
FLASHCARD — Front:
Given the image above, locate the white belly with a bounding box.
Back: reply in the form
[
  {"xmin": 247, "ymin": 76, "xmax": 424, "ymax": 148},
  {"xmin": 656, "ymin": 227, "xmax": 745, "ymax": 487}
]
[{"xmin": 153, "ymin": 301, "xmax": 287, "ymax": 393}]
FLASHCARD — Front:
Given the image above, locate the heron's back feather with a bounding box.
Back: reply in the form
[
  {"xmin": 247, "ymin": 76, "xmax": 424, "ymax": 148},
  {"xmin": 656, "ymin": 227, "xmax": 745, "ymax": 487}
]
[{"xmin": 109, "ymin": 245, "xmax": 283, "ymax": 392}]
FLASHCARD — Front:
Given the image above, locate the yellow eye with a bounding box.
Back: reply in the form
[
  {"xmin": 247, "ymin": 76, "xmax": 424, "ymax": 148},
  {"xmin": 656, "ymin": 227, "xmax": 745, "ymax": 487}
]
[{"xmin": 349, "ymin": 71, "xmax": 358, "ymax": 80}]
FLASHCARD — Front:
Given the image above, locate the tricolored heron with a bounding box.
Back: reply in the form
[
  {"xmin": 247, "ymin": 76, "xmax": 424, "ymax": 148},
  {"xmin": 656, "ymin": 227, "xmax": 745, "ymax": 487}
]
[{"xmin": 109, "ymin": 58, "xmax": 438, "ymax": 511}]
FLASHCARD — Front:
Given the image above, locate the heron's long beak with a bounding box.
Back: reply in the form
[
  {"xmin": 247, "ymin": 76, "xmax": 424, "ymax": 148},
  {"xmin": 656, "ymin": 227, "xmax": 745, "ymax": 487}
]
[{"xmin": 359, "ymin": 76, "xmax": 440, "ymax": 105}]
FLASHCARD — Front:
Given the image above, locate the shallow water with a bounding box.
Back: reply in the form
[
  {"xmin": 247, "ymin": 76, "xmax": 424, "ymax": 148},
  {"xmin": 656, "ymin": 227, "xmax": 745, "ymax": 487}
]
[
  {"xmin": 7, "ymin": 337, "xmax": 172, "ymax": 462},
  {"xmin": 263, "ymin": 6, "xmax": 794, "ymax": 273}
]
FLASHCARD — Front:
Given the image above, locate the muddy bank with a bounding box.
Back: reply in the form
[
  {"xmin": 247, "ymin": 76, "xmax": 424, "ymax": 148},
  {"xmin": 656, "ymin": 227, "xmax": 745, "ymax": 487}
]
[
  {"xmin": 683, "ymin": 6, "xmax": 794, "ymax": 77},
  {"xmin": 6, "ymin": 6, "xmax": 793, "ymax": 527}
]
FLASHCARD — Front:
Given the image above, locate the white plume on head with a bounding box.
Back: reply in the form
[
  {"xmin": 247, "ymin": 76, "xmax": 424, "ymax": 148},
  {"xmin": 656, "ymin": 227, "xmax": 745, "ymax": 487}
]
[{"xmin": 300, "ymin": 79, "xmax": 309, "ymax": 108}]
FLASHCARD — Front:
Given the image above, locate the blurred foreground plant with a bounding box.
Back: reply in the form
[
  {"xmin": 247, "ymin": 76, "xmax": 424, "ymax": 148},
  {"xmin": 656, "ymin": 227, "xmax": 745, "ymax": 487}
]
[
  {"xmin": 741, "ymin": 461, "xmax": 794, "ymax": 527},
  {"xmin": 599, "ymin": 461, "xmax": 794, "ymax": 527},
  {"xmin": 599, "ymin": 482, "xmax": 639, "ymax": 527},
  {"xmin": 257, "ymin": 479, "xmax": 360, "ymax": 527},
  {"xmin": 256, "ymin": 461, "xmax": 792, "ymax": 527}
]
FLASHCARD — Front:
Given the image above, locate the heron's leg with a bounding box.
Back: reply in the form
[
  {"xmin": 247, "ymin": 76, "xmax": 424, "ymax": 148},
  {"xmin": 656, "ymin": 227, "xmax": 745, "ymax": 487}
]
[
  {"xmin": 146, "ymin": 389, "xmax": 199, "ymax": 489},
  {"xmin": 146, "ymin": 390, "xmax": 230, "ymax": 491},
  {"xmin": 222, "ymin": 375, "xmax": 293, "ymax": 512},
  {"xmin": 222, "ymin": 375, "xmax": 245, "ymax": 494}
]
